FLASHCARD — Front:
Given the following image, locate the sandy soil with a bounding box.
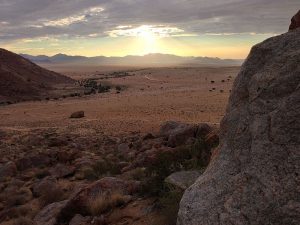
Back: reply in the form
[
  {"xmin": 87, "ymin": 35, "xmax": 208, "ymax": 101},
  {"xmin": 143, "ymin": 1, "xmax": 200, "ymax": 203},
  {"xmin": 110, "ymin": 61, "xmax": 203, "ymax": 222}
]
[{"xmin": 0, "ymin": 67, "xmax": 240, "ymax": 135}]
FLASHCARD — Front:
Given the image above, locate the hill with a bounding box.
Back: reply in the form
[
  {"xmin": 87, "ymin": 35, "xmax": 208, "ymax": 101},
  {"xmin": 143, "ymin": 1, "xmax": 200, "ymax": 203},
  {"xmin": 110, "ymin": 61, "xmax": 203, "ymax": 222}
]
[{"xmin": 0, "ymin": 48, "xmax": 73, "ymax": 103}]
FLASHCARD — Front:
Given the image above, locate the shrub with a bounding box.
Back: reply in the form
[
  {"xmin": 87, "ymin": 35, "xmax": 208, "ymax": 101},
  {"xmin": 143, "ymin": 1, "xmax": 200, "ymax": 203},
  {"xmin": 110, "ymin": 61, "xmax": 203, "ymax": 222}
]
[
  {"xmin": 84, "ymin": 161, "xmax": 121, "ymax": 180},
  {"xmin": 140, "ymin": 149, "xmax": 190, "ymax": 196},
  {"xmin": 39, "ymin": 185, "xmax": 64, "ymax": 207},
  {"xmin": 130, "ymin": 167, "xmax": 146, "ymax": 181},
  {"xmin": 88, "ymin": 192, "xmax": 127, "ymax": 216},
  {"xmin": 98, "ymin": 85, "xmax": 111, "ymax": 93},
  {"xmin": 35, "ymin": 169, "xmax": 50, "ymax": 179},
  {"xmin": 115, "ymin": 86, "xmax": 122, "ymax": 91}
]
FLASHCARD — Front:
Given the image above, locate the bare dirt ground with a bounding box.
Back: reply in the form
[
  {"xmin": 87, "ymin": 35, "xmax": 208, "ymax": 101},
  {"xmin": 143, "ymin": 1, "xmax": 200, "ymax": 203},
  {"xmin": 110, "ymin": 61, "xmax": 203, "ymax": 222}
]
[{"xmin": 0, "ymin": 67, "xmax": 239, "ymax": 136}]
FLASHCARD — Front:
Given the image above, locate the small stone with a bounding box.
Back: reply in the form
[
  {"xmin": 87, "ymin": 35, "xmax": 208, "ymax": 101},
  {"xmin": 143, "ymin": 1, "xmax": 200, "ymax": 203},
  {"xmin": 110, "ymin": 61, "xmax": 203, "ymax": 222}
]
[
  {"xmin": 70, "ymin": 111, "xmax": 85, "ymax": 119},
  {"xmin": 165, "ymin": 170, "xmax": 203, "ymax": 190}
]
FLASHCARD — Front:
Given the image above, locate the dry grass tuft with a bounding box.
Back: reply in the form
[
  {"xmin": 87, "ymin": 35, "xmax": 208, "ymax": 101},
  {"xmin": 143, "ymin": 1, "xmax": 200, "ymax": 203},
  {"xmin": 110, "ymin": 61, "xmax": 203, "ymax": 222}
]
[
  {"xmin": 39, "ymin": 185, "xmax": 65, "ymax": 207},
  {"xmin": 88, "ymin": 192, "xmax": 127, "ymax": 216}
]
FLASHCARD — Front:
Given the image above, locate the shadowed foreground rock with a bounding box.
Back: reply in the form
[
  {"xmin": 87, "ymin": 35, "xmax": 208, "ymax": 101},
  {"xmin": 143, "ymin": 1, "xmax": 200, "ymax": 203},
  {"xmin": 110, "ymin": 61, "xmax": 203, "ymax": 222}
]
[{"xmin": 177, "ymin": 30, "xmax": 300, "ymax": 224}]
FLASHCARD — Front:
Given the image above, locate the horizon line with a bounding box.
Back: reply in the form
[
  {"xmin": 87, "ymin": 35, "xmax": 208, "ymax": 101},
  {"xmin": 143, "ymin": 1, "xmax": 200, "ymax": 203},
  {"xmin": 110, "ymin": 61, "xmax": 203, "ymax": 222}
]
[{"xmin": 20, "ymin": 52, "xmax": 245, "ymax": 60}]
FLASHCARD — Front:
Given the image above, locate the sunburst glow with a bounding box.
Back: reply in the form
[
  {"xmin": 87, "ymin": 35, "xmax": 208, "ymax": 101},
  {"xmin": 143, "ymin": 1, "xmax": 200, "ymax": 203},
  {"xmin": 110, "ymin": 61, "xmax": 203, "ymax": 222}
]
[{"xmin": 107, "ymin": 25, "xmax": 185, "ymax": 54}]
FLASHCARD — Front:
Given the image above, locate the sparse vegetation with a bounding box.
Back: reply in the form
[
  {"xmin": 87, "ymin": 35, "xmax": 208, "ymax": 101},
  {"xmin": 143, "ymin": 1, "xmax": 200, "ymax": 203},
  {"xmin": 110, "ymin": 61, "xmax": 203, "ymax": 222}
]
[
  {"xmin": 88, "ymin": 192, "xmax": 127, "ymax": 216},
  {"xmin": 83, "ymin": 160, "xmax": 121, "ymax": 180},
  {"xmin": 39, "ymin": 185, "xmax": 65, "ymax": 207},
  {"xmin": 115, "ymin": 86, "xmax": 122, "ymax": 91},
  {"xmin": 35, "ymin": 168, "xmax": 50, "ymax": 179}
]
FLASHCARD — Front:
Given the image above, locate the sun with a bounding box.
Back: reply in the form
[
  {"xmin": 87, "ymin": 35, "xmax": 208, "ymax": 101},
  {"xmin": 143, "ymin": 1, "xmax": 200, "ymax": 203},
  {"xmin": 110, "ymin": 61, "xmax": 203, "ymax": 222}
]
[
  {"xmin": 138, "ymin": 26, "xmax": 156, "ymax": 42},
  {"xmin": 136, "ymin": 26, "xmax": 158, "ymax": 53}
]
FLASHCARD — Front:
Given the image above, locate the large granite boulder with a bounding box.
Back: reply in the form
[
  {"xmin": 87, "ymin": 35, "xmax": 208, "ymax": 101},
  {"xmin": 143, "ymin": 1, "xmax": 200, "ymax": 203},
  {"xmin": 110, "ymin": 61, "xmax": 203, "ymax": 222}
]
[{"xmin": 177, "ymin": 30, "xmax": 300, "ymax": 224}]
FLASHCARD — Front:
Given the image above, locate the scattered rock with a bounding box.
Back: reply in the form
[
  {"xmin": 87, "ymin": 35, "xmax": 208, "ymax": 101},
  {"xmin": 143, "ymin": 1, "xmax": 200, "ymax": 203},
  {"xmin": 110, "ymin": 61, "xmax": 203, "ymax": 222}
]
[
  {"xmin": 117, "ymin": 143, "xmax": 130, "ymax": 152},
  {"xmin": 48, "ymin": 137, "xmax": 68, "ymax": 147},
  {"xmin": 50, "ymin": 164, "xmax": 75, "ymax": 178},
  {"xmin": 142, "ymin": 133, "xmax": 155, "ymax": 140},
  {"xmin": 165, "ymin": 170, "xmax": 203, "ymax": 190},
  {"xmin": 34, "ymin": 200, "xmax": 68, "ymax": 225},
  {"xmin": 0, "ymin": 161, "xmax": 17, "ymax": 179},
  {"xmin": 160, "ymin": 121, "xmax": 213, "ymax": 147},
  {"xmin": 57, "ymin": 149, "xmax": 80, "ymax": 163},
  {"xmin": 69, "ymin": 214, "xmax": 91, "ymax": 225},
  {"xmin": 178, "ymin": 29, "xmax": 300, "ymax": 225},
  {"xmin": 32, "ymin": 177, "xmax": 57, "ymax": 197},
  {"xmin": 167, "ymin": 123, "xmax": 197, "ymax": 147},
  {"xmin": 70, "ymin": 111, "xmax": 85, "ymax": 119},
  {"xmin": 16, "ymin": 153, "xmax": 51, "ymax": 171},
  {"xmin": 196, "ymin": 123, "xmax": 212, "ymax": 138},
  {"xmin": 159, "ymin": 121, "xmax": 181, "ymax": 137},
  {"xmin": 57, "ymin": 177, "xmax": 139, "ymax": 222}
]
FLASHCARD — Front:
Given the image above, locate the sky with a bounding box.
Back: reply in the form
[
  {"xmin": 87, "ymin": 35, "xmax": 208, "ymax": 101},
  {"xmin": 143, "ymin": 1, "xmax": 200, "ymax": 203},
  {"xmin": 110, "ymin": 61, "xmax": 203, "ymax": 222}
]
[{"xmin": 0, "ymin": 0, "xmax": 298, "ymax": 59}]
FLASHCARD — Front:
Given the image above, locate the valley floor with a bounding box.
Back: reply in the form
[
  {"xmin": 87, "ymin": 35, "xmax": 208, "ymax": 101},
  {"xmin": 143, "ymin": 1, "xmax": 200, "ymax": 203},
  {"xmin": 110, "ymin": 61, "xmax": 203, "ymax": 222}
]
[{"xmin": 0, "ymin": 67, "xmax": 239, "ymax": 135}]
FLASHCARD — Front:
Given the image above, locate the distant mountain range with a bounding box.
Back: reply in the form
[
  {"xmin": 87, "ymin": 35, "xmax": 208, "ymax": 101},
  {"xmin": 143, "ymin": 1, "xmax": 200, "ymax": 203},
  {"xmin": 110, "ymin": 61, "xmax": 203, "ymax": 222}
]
[{"xmin": 20, "ymin": 53, "xmax": 243, "ymax": 67}]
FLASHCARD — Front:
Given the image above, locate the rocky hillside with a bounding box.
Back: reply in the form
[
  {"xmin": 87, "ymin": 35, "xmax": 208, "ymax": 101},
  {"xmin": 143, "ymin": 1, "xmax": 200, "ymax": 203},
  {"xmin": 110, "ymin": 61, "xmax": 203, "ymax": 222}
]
[
  {"xmin": 0, "ymin": 121, "xmax": 219, "ymax": 225},
  {"xmin": 0, "ymin": 48, "xmax": 73, "ymax": 102},
  {"xmin": 177, "ymin": 23, "xmax": 300, "ymax": 225}
]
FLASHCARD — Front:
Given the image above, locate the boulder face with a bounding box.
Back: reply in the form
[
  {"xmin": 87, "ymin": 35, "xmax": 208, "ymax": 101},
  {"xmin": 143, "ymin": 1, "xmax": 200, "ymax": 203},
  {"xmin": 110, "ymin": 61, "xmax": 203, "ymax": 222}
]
[{"xmin": 177, "ymin": 30, "xmax": 300, "ymax": 225}]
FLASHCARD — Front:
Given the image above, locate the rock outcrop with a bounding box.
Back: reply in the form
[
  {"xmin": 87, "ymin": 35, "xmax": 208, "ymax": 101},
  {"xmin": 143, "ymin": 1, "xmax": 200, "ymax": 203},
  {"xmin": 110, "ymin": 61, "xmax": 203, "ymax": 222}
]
[
  {"xmin": 177, "ymin": 30, "xmax": 300, "ymax": 224},
  {"xmin": 289, "ymin": 10, "xmax": 300, "ymax": 31}
]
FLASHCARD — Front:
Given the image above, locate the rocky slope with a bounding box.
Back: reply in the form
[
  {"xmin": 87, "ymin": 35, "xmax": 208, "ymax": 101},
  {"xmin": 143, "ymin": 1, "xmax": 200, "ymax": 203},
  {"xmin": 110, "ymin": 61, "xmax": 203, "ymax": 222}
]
[
  {"xmin": 177, "ymin": 27, "xmax": 300, "ymax": 224},
  {"xmin": 0, "ymin": 121, "xmax": 219, "ymax": 225},
  {"xmin": 0, "ymin": 48, "xmax": 73, "ymax": 102}
]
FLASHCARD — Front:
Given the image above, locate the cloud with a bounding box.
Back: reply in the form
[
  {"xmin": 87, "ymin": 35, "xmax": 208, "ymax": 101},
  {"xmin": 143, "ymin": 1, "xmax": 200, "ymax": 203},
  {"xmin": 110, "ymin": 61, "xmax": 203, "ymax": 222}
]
[
  {"xmin": 41, "ymin": 6, "xmax": 104, "ymax": 27},
  {"xmin": 107, "ymin": 25, "xmax": 185, "ymax": 38},
  {"xmin": 0, "ymin": 0, "xmax": 298, "ymax": 42}
]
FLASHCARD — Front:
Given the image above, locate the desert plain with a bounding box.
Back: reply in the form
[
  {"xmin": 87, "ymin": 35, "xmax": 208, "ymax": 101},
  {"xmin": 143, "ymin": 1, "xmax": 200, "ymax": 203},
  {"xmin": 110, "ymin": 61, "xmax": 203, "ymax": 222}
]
[{"xmin": 0, "ymin": 66, "xmax": 239, "ymax": 135}]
